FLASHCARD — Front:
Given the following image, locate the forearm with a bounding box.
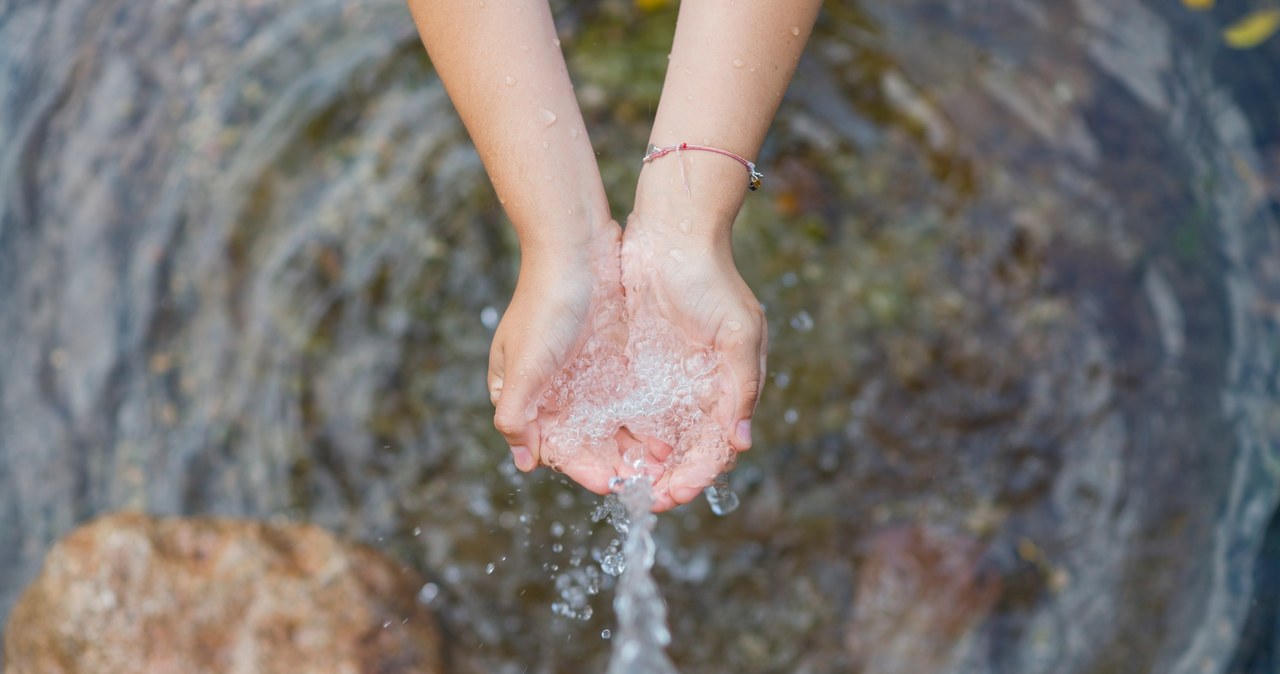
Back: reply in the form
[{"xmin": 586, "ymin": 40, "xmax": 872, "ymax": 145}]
[
  {"xmin": 406, "ymin": 0, "xmax": 611, "ymax": 259},
  {"xmin": 637, "ymin": 0, "xmax": 822, "ymax": 239}
]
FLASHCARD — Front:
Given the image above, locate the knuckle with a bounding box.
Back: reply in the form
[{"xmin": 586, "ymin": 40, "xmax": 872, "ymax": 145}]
[{"xmin": 492, "ymin": 409, "xmax": 524, "ymax": 437}]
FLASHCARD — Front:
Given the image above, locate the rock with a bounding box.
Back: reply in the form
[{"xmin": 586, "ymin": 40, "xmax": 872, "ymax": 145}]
[
  {"xmin": 846, "ymin": 525, "xmax": 1001, "ymax": 674},
  {"xmin": 3, "ymin": 513, "xmax": 444, "ymax": 674}
]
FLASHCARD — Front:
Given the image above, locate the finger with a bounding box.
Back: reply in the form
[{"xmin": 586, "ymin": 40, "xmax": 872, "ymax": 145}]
[
  {"xmin": 717, "ymin": 312, "xmax": 766, "ymax": 452},
  {"xmin": 490, "ymin": 347, "xmax": 543, "ymax": 472},
  {"xmin": 661, "ymin": 450, "xmax": 731, "ymax": 510},
  {"xmin": 560, "ymin": 456, "xmax": 617, "ymax": 496}
]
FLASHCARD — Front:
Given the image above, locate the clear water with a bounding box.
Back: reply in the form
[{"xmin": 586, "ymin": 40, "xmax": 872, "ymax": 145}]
[{"xmin": 598, "ymin": 478, "xmax": 680, "ymax": 674}]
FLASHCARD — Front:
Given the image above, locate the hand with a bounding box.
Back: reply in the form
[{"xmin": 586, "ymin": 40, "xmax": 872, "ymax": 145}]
[
  {"xmin": 617, "ymin": 208, "xmax": 767, "ymax": 510},
  {"xmin": 488, "ymin": 220, "xmax": 624, "ymax": 475}
]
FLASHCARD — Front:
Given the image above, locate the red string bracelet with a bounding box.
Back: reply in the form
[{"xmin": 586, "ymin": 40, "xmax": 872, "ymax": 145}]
[{"xmin": 642, "ymin": 142, "xmax": 764, "ymax": 192}]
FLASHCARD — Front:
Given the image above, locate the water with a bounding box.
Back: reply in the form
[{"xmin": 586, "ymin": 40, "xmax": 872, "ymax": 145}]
[
  {"xmin": 0, "ymin": 0, "xmax": 1278, "ymax": 672},
  {"xmin": 599, "ymin": 478, "xmax": 680, "ymax": 674}
]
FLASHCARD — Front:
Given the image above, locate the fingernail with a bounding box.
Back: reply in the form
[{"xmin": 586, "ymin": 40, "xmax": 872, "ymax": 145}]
[
  {"xmin": 511, "ymin": 446, "xmax": 534, "ymax": 472},
  {"xmin": 735, "ymin": 420, "xmax": 752, "ymax": 447}
]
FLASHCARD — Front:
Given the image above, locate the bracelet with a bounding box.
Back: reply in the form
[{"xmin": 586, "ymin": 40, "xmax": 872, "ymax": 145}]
[{"xmin": 642, "ymin": 142, "xmax": 764, "ymax": 191}]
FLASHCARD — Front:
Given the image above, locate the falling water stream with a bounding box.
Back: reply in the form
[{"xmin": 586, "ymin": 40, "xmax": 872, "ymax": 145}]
[
  {"xmin": 600, "ymin": 477, "xmax": 679, "ymax": 674},
  {"xmin": 1, "ymin": 0, "xmax": 1278, "ymax": 672}
]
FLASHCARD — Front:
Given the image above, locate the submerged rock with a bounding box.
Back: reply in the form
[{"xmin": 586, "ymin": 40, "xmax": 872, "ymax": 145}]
[
  {"xmin": 847, "ymin": 525, "xmax": 1001, "ymax": 674},
  {"xmin": 3, "ymin": 513, "xmax": 444, "ymax": 674}
]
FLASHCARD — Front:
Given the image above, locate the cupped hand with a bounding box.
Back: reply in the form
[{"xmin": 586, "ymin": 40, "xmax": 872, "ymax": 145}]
[
  {"xmin": 618, "ymin": 210, "xmax": 767, "ymax": 510},
  {"xmin": 487, "ymin": 220, "xmax": 624, "ymax": 474}
]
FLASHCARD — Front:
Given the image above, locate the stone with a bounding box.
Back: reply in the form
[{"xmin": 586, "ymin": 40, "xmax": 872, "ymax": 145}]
[
  {"xmin": 3, "ymin": 513, "xmax": 444, "ymax": 674},
  {"xmin": 846, "ymin": 525, "xmax": 1001, "ymax": 674}
]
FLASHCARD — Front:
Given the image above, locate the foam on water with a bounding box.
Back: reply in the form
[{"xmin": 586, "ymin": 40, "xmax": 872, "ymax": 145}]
[{"xmin": 537, "ymin": 297, "xmax": 732, "ymax": 486}]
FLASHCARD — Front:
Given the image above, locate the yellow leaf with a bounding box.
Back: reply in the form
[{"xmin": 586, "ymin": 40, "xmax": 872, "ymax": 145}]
[
  {"xmin": 1223, "ymin": 8, "xmax": 1280, "ymax": 48},
  {"xmin": 1183, "ymin": 0, "xmax": 1214, "ymax": 10}
]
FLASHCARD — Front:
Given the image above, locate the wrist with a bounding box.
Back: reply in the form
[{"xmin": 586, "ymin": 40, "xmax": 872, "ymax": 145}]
[
  {"xmin": 517, "ymin": 214, "xmax": 620, "ymax": 284},
  {"xmin": 632, "ymin": 150, "xmax": 748, "ymax": 246}
]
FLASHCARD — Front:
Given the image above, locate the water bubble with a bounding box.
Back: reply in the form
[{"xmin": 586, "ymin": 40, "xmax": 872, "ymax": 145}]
[
  {"xmin": 732, "ymin": 59, "xmax": 745, "ymax": 68},
  {"xmin": 504, "ymin": 75, "xmax": 517, "ymax": 86},
  {"xmin": 602, "ymin": 629, "xmax": 612, "ymax": 639},
  {"xmin": 480, "ymin": 306, "xmax": 499, "ymax": 329},
  {"xmin": 485, "ymin": 562, "xmax": 496, "ymax": 575},
  {"xmin": 550, "ymin": 521, "xmax": 565, "ymax": 537},
  {"xmin": 417, "ymin": 582, "xmax": 439, "ymax": 604},
  {"xmin": 775, "ymin": 371, "xmax": 791, "ymax": 389},
  {"xmin": 784, "ymin": 408, "xmax": 799, "ymax": 424},
  {"xmin": 412, "ymin": 527, "xmax": 422, "ymax": 537}
]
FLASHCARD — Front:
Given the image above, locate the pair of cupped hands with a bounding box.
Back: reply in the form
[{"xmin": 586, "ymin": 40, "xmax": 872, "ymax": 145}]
[{"xmin": 485, "ymin": 174, "xmax": 767, "ymax": 512}]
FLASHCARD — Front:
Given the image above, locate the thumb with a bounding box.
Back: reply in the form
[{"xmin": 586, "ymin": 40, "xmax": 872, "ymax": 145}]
[
  {"xmin": 718, "ymin": 313, "xmax": 766, "ymax": 453},
  {"xmin": 488, "ymin": 346, "xmax": 543, "ymax": 472}
]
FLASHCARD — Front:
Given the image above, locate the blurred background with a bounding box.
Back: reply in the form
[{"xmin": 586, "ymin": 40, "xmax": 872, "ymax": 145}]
[{"xmin": 1, "ymin": 0, "xmax": 1279, "ymax": 672}]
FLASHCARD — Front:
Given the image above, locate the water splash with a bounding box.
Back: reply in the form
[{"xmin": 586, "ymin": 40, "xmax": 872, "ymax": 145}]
[{"xmin": 600, "ymin": 477, "xmax": 681, "ymax": 674}]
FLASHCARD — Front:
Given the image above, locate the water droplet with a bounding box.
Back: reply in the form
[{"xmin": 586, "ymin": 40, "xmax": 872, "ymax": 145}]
[
  {"xmin": 542, "ymin": 140, "xmax": 550, "ymax": 149},
  {"xmin": 569, "ymin": 127, "xmax": 580, "ymax": 139},
  {"xmin": 677, "ymin": 217, "xmax": 692, "ymax": 234},
  {"xmin": 412, "ymin": 527, "xmax": 422, "ymax": 537},
  {"xmin": 382, "ymin": 620, "xmax": 392, "ymax": 629},
  {"xmin": 504, "ymin": 75, "xmax": 517, "ymax": 86},
  {"xmin": 485, "ymin": 562, "xmax": 496, "ymax": 575},
  {"xmin": 601, "ymin": 629, "xmax": 612, "ymax": 639},
  {"xmin": 538, "ymin": 107, "xmax": 558, "ymax": 128},
  {"xmin": 784, "ymin": 408, "xmax": 799, "ymax": 424},
  {"xmin": 417, "ymin": 582, "xmax": 439, "ymax": 604},
  {"xmin": 704, "ymin": 475, "xmax": 740, "ymax": 515},
  {"xmin": 553, "ymin": 38, "xmax": 561, "ymax": 47},
  {"xmin": 732, "ymin": 59, "xmax": 745, "ymax": 68},
  {"xmin": 790, "ymin": 26, "xmax": 801, "ymax": 36},
  {"xmin": 727, "ymin": 320, "xmax": 742, "ymax": 331},
  {"xmin": 481, "ymin": 306, "xmax": 499, "ymax": 329},
  {"xmin": 668, "ymin": 248, "xmax": 684, "ymax": 262},
  {"xmin": 550, "ymin": 521, "xmax": 565, "ymax": 537},
  {"xmin": 790, "ymin": 310, "xmax": 814, "ymax": 332},
  {"xmin": 521, "ymin": 44, "xmax": 530, "ymax": 52}
]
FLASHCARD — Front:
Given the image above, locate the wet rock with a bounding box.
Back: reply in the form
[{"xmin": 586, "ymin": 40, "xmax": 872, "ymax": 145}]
[
  {"xmin": 3, "ymin": 513, "xmax": 444, "ymax": 674},
  {"xmin": 847, "ymin": 525, "xmax": 1001, "ymax": 674}
]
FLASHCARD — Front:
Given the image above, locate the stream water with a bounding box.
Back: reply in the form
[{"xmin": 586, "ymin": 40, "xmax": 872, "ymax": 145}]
[{"xmin": 1, "ymin": 0, "xmax": 1278, "ymax": 673}]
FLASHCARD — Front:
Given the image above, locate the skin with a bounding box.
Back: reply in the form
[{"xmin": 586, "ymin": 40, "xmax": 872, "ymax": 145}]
[{"xmin": 407, "ymin": 0, "xmax": 821, "ymax": 511}]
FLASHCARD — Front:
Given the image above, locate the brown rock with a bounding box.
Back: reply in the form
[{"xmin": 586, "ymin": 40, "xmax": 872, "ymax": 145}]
[
  {"xmin": 3, "ymin": 513, "xmax": 444, "ymax": 674},
  {"xmin": 847, "ymin": 525, "xmax": 1001, "ymax": 674}
]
